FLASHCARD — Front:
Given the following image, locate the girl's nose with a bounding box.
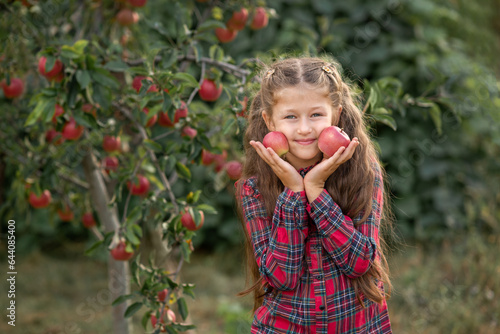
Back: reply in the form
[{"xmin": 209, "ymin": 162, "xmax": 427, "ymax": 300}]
[{"xmin": 297, "ymin": 119, "xmax": 312, "ymax": 134}]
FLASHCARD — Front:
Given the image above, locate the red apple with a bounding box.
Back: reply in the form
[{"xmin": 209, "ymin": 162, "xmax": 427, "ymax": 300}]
[
  {"xmin": 128, "ymin": 0, "xmax": 146, "ymax": 7},
  {"xmin": 157, "ymin": 289, "xmax": 168, "ymax": 302},
  {"xmin": 236, "ymin": 96, "xmax": 248, "ymax": 117},
  {"xmin": 82, "ymin": 212, "xmax": 97, "ymax": 228},
  {"xmin": 102, "ymin": 156, "xmax": 119, "ymax": 174},
  {"xmin": 181, "ymin": 126, "xmax": 197, "ymax": 139},
  {"xmin": 45, "ymin": 129, "xmax": 65, "ymax": 145},
  {"xmin": 225, "ymin": 160, "xmax": 242, "ymax": 180},
  {"xmin": 38, "ymin": 57, "xmax": 64, "ymax": 78},
  {"xmin": 82, "ymin": 103, "xmax": 97, "ymax": 118},
  {"xmin": 215, "ymin": 27, "xmax": 237, "ymax": 43},
  {"xmin": 201, "ymin": 149, "xmax": 215, "ymax": 166},
  {"xmin": 181, "ymin": 210, "xmax": 204, "ymax": 231},
  {"xmin": 51, "ymin": 104, "xmax": 65, "ymax": 124},
  {"xmin": 57, "ymin": 206, "xmax": 74, "ymax": 222},
  {"xmin": 263, "ymin": 131, "xmax": 289, "ymax": 157},
  {"xmin": 213, "ymin": 150, "xmax": 227, "ymax": 172},
  {"xmin": 158, "ymin": 102, "xmax": 188, "ymax": 127},
  {"xmin": 116, "ymin": 9, "xmax": 139, "ymax": 26},
  {"xmin": 62, "ymin": 118, "xmax": 84, "ymax": 140},
  {"xmin": 127, "ymin": 174, "xmax": 150, "ymax": 196},
  {"xmin": 232, "ymin": 7, "xmax": 249, "ymax": 23},
  {"xmin": 50, "ymin": 72, "xmax": 64, "ymax": 82},
  {"xmin": 28, "ymin": 190, "xmax": 52, "ymax": 209},
  {"xmin": 1, "ymin": 78, "xmax": 24, "ymax": 99},
  {"xmin": 250, "ymin": 7, "xmax": 268, "ymax": 30},
  {"xmin": 318, "ymin": 126, "xmax": 351, "ymax": 158},
  {"xmin": 103, "ymin": 135, "xmax": 121, "ymax": 152},
  {"xmin": 151, "ymin": 308, "xmax": 176, "ymax": 332},
  {"xmin": 199, "ymin": 79, "xmax": 222, "ymax": 102},
  {"xmin": 111, "ymin": 240, "xmax": 134, "ymax": 261},
  {"xmin": 132, "ymin": 76, "xmax": 158, "ymax": 93},
  {"xmin": 142, "ymin": 108, "xmax": 157, "ymax": 127}
]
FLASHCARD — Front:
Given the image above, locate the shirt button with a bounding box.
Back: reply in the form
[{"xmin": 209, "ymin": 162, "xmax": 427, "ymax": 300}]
[
  {"xmin": 315, "ymin": 274, "xmax": 323, "ymax": 280},
  {"xmin": 319, "ymin": 305, "xmax": 325, "ymax": 311}
]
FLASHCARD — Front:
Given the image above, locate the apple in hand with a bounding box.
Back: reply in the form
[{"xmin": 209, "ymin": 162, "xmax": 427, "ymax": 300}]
[
  {"xmin": 199, "ymin": 79, "xmax": 223, "ymax": 101},
  {"xmin": 318, "ymin": 126, "xmax": 351, "ymax": 158},
  {"xmin": 181, "ymin": 209, "xmax": 204, "ymax": 231},
  {"xmin": 263, "ymin": 131, "xmax": 289, "ymax": 157},
  {"xmin": 29, "ymin": 190, "xmax": 52, "ymax": 209},
  {"xmin": 225, "ymin": 160, "xmax": 242, "ymax": 180},
  {"xmin": 111, "ymin": 240, "xmax": 134, "ymax": 261},
  {"xmin": 1, "ymin": 78, "xmax": 24, "ymax": 99}
]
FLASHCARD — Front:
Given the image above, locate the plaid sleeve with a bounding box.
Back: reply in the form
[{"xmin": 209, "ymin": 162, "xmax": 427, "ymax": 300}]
[
  {"xmin": 239, "ymin": 177, "xmax": 309, "ymax": 291},
  {"xmin": 307, "ymin": 162, "xmax": 383, "ymax": 278}
]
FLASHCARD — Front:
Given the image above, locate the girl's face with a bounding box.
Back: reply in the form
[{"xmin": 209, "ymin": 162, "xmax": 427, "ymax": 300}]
[{"xmin": 262, "ymin": 83, "xmax": 342, "ymax": 170}]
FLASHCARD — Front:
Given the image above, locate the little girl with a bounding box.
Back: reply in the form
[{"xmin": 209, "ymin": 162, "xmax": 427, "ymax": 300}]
[{"xmin": 235, "ymin": 57, "xmax": 393, "ymax": 333}]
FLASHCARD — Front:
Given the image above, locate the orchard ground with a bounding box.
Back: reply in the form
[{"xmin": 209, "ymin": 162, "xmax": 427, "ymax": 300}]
[{"xmin": 1, "ymin": 232, "xmax": 499, "ymax": 334}]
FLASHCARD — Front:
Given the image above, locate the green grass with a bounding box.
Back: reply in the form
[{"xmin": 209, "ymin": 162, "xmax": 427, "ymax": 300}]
[{"xmin": 1, "ymin": 232, "xmax": 499, "ymax": 333}]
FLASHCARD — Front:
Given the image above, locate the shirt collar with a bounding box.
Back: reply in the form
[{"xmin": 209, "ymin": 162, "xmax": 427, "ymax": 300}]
[{"xmin": 296, "ymin": 160, "xmax": 321, "ymax": 177}]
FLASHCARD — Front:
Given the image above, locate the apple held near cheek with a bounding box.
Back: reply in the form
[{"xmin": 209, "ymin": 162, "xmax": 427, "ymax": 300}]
[
  {"xmin": 262, "ymin": 131, "xmax": 289, "ymax": 157},
  {"xmin": 318, "ymin": 126, "xmax": 351, "ymax": 158}
]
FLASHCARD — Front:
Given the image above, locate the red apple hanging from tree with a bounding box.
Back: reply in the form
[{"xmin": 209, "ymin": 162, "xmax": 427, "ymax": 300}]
[
  {"xmin": 103, "ymin": 135, "xmax": 121, "ymax": 152},
  {"xmin": 28, "ymin": 190, "xmax": 52, "ymax": 209},
  {"xmin": 62, "ymin": 118, "xmax": 84, "ymax": 140},
  {"xmin": 151, "ymin": 308, "xmax": 176, "ymax": 332},
  {"xmin": 82, "ymin": 212, "xmax": 97, "ymax": 228},
  {"xmin": 181, "ymin": 209, "xmax": 204, "ymax": 231},
  {"xmin": 127, "ymin": 174, "xmax": 150, "ymax": 196},
  {"xmin": 132, "ymin": 76, "xmax": 158, "ymax": 93},
  {"xmin": 199, "ymin": 79, "xmax": 222, "ymax": 102},
  {"xmin": 250, "ymin": 7, "xmax": 269, "ymax": 30},
  {"xmin": 102, "ymin": 156, "xmax": 119, "ymax": 174},
  {"xmin": 58, "ymin": 206, "xmax": 74, "ymax": 222},
  {"xmin": 201, "ymin": 149, "xmax": 215, "ymax": 166},
  {"xmin": 226, "ymin": 7, "xmax": 248, "ymax": 31},
  {"xmin": 143, "ymin": 108, "xmax": 157, "ymax": 127},
  {"xmin": 111, "ymin": 240, "xmax": 134, "ymax": 261},
  {"xmin": 263, "ymin": 131, "xmax": 289, "ymax": 157},
  {"xmin": 1, "ymin": 78, "xmax": 24, "ymax": 99},
  {"xmin": 317, "ymin": 126, "xmax": 351, "ymax": 158},
  {"xmin": 215, "ymin": 27, "xmax": 238, "ymax": 43},
  {"xmin": 45, "ymin": 129, "xmax": 65, "ymax": 145},
  {"xmin": 38, "ymin": 56, "xmax": 64, "ymax": 79},
  {"xmin": 225, "ymin": 161, "xmax": 242, "ymax": 180},
  {"xmin": 51, "ymin": 104, "xmax": 65, "ymax": 124},
  {"xmin": 116, "ymin": 8, "xmax": 139, "ymax": 26}
]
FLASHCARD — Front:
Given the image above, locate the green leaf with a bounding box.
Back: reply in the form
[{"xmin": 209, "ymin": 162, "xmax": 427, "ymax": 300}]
[
  {"xmin": 141, "ymin": 311, "xmax": 150, "ymax": 330},
  {"xmin": 162, "ymin": 91, "xmax": 172, "ymax": 112},
  {"xmin": 131, "ymin": 224, "xmax": 143, "ymax": 238},
  {"xmin": 126, "ymin": 206, "xmax": 142, "ymax": 224},
  {"xmin": 429, "ymin": 103, "xmax": 442, "ymax": 135},
  {"xmin": 171, "ymin": 72, "xmax": 199, "ymax": 88},
  {"xmin": 73, "ymin": 40, "xmax": 89, "ymax": 53},
  {"xmin": 175, "ymin": 162, "xmax": 191, "ymax": 181},
  {"xmin": 104, "ymin": 60, "xmax": 129, "ymax": 72},
  {"xmin": 171, "ymin": 324, "xmax": 196, "ymax": 331},
  {"xmin": 143, "ymin": 139, "xmax": 163, "ymax": 152},
  {"xmin": 111, "ymin": 294, "xmax": 134, "ymax": 306},
  {"xmin": 182, "ymin": 284, "xmax": 196, "ymax": 299},
  {"xmin": 196, "ymin": 204, "xmax": 217, "ymax": 214},
  {"xmin": 125, "ymin": 227, "xmax": 141, "ymax": 246},
  {"xmin": 209, "ymin": 44, "xmax": 224, "ymax": 61},
  {"xmin": 60, "ymin": 46, "xmax": 81, "ymax": 59},
  {"xmin": 180, "ymin": 240, "xmax": 192, "ymax": 263},
  {"xmin": 76, "ymin": 70, "xmax": 91, "ymax": 89},
  {"xmin": 198, "ymin": 19, "xmax": 227, "ymax": 33},
  {"xmin": 372, "ymin": 107, "xmax": 391, "ymax": 115},
  {"xmin": 124, "ymin": 302, "xmax": 143, "ymax": 318},
  {"xmin": 90, "ymin": 69, "xmax": 120, "ymax": 89},
  {"xmin": 177, "ymin": 297, "xmax": 188, "ymax": 321},
  {"xmin": 222, "ymin": 118, "xmax": 236, "ymax": 135},
  {"xmin": 25, "ymin": 98, "xmax": 55, "ymax": 126},
  {"xmin": 84, "ymin": 240, "xmax": 103, "ymax": 256},
  {"xmin": 165, "ymin": 326, "xmax": 178, "ymax": 334},
  {"xmin": 372, "ymin": 114, "xmax": 397, "ymax": 131}
]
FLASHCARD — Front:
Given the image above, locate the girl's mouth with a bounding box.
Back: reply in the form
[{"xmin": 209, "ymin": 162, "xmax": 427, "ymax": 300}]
[{"xmin": 295, "ymin": 139, "xmax": 316, "ymax": 145}]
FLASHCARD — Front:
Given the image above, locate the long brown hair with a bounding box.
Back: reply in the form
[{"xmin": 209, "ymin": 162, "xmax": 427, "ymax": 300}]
[{"xmin": 235, "ymin": 57, "xmax": 393, "ymax": 312}]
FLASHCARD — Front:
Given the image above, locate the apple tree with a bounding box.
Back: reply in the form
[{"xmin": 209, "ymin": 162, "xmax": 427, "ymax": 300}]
[{"xmin": 0, "ymin": 0, "xmax": 271, "ymax": 332}]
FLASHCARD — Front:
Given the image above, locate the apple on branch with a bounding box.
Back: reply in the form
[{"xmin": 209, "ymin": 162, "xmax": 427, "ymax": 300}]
[{"xmin": 318, "ymin": 126, "xmax": 351, "ymax": 158}]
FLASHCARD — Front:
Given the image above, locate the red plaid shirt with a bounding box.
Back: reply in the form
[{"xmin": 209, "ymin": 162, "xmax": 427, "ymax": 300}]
[{"xmin": 238, "ymin": 162, "xmax": 392, "ymax": 334}]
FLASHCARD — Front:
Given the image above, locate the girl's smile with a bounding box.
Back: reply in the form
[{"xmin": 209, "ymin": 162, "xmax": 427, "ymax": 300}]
[{"xmin": 262, "ymin": 83, "xmax": 342, "ymax": 169}]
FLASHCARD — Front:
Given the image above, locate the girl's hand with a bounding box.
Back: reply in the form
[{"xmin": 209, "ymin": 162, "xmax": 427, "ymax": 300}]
[
  {"xmin": 304, "ymin": 137, "xmax": 360, "ymax": 191},
  {"xmin": 250, "ymin": 140, "xmax": 304, "ymax": 192}
]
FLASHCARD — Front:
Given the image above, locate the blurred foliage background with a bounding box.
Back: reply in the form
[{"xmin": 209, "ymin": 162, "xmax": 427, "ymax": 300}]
[{"xmin": 1, "ymin": 0, "xmax": 499, "ymax": 333}]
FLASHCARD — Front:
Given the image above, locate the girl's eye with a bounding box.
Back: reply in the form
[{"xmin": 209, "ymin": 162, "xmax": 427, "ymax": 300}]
[
  {"xmin": 312, "ymin": 113, "xmax": 322, "ymax": 117},
  {"xmin": 284, "ymin": 115, "xmax": 296, "ymax": 119}
]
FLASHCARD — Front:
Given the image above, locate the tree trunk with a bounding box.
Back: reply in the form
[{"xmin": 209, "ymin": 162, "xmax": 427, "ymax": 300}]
[{"xmin": 82, "ymin": 152, "xmax": 132, "ymax": 334}]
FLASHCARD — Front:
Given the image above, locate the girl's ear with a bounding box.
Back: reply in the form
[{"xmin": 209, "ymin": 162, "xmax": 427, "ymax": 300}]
[
  {"xmin": 334, "ymin": 105, "xmax": 343, "ymax": 125},
  {"xmin": 262, "ymin": 110, "xmax": 275, "ymax": 131}
]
